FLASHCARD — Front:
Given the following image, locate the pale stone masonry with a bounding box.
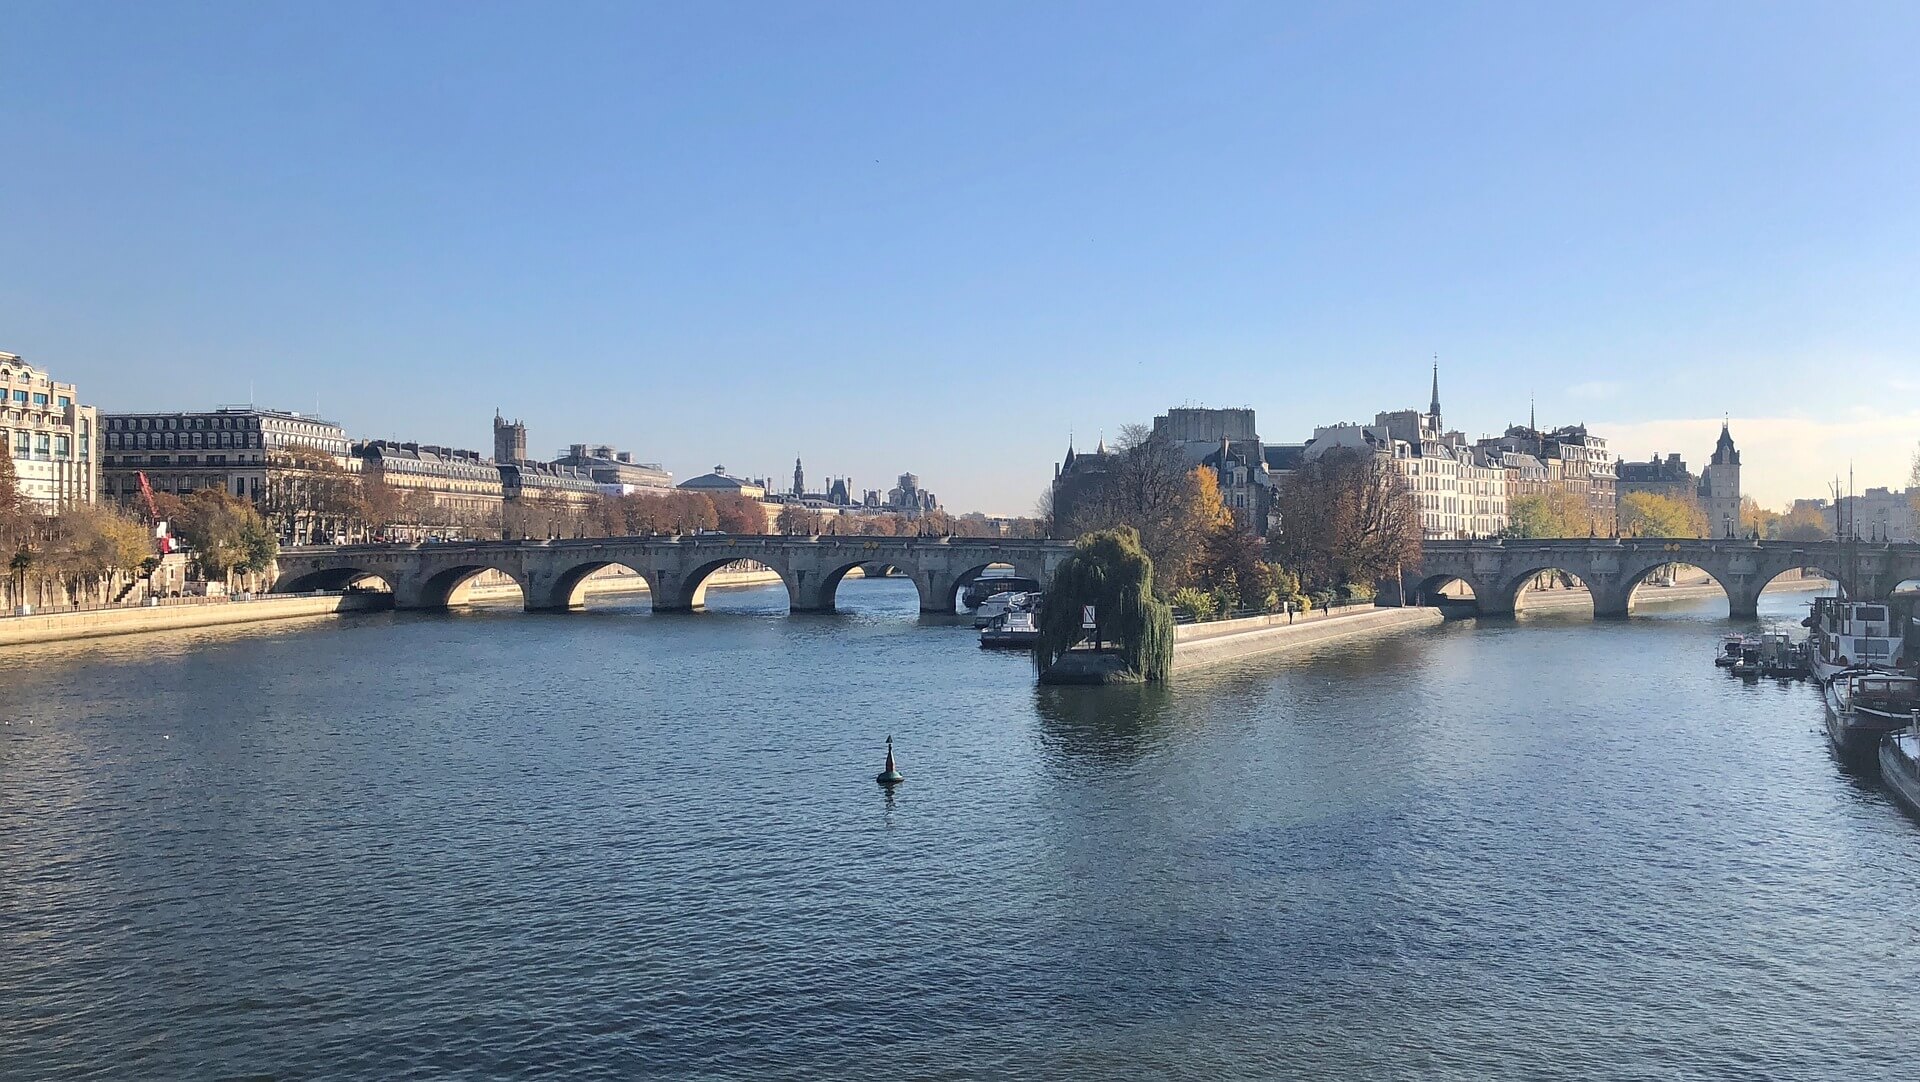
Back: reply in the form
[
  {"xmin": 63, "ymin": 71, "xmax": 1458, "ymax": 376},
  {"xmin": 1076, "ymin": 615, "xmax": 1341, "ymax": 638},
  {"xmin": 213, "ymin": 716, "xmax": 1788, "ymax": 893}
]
[{"xmin": 1, "ymin": 351, "xmax": 98, "ymax": 508}]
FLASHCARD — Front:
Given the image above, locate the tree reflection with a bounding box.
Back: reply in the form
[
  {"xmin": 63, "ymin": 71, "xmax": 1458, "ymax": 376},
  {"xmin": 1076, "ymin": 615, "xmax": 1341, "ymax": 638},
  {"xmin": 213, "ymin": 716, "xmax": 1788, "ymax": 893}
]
[{"xmin": 1032, "ymin": 682, "xmax": 1172, "ymax": 764}]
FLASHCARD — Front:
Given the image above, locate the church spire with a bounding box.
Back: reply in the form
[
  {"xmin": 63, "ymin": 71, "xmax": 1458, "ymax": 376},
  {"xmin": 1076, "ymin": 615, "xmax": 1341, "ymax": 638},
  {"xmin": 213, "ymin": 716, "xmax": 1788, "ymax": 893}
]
[{"xmin": 1429, "ymin": 358, "xmax": 1441, "ymax": 425}]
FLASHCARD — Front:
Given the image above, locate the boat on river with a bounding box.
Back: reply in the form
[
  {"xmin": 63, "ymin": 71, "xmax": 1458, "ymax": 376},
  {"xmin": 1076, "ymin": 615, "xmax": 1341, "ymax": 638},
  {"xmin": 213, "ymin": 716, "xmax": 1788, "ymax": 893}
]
[
  {"xmin": 1758, "ymin": 633, "xmax": 1808, "ymax": 679},
  {"xmin": 961, "ymin": 575, "xmax": 1040, "ymax": 610},
  {"xmin": 1714, "ymin": 635, "xmax": 1743, "ymax": 668},
  {"xmin": 979, "ymin": 610, "xmax": 1040, "ymax": 649},
  {"xmin": 972, "ymin": 591, "xmax": 1035, "ymax": 628},
  {"xmin": 1806, "ymin": 597, "xmax": 1904, "ymax": 684},
  {"xmin": 1822, "ymin": 670, "xmax": 1920, "ymax": 764},
  {"xmin": 1880, "ymin": 721, "xmax": 1920, "ymax": 819}
]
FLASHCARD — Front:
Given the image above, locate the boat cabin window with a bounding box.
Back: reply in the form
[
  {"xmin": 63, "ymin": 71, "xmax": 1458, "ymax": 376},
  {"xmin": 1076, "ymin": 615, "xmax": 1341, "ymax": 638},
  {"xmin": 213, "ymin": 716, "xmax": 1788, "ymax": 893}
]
[{"xmin": 1857, "ymin": 606, "xmax": 1886, "ymax": 622}]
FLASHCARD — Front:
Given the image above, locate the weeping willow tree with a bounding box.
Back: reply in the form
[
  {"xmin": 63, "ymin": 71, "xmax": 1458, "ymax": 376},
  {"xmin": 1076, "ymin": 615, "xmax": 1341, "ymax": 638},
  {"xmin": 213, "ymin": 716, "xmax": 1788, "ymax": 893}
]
[{"xmin": 1033, "ymin": 527, "xmax": 1175, "ymax": 682}]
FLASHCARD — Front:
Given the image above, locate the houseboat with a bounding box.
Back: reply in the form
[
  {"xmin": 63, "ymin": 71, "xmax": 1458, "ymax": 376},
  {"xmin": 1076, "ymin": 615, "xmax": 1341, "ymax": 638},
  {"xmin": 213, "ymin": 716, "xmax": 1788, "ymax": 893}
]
[
  {"xmin": 1822, "ymin": 669, "xmax": 1920, "ymax": 764},
  {"xmin": 1806, "ymin": 597, "xmax": 1904, "ymax": 684}
]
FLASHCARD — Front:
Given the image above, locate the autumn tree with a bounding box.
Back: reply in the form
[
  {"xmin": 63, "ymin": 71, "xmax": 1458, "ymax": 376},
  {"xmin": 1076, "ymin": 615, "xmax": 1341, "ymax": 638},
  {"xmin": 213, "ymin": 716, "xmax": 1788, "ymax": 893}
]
[
  {"xmin": 777, "ymin": 503, "xmax": 822, "ymax": 535},
  {"xmin": 710, "ymin": 493, "xmax": 767, "ymax": 534},
  {"xmin": 1269, "ymin": 448, "xmax": 1421, "ymax": 593},
  {"xmin": 1774, "ymin": 503, "xmax": 1831, "ymax": 541},
  {"xmin": 174, "ymin": 488, "xmax": 279, "ymax": 586},
  {"xmin": 1505, "ymin": 491, "xmax": 1597, "ymax": 538},
  {"xmin": 1738, "ymin": 496, "xmax": 1778, "ymax": 539},
  {"xmin": 1617, "ymin": 491, "xmax": 1706, "ymax": 538},
  {"xmin": 44, "ymin": 504, "xmax": 152, "ymax": 603}
]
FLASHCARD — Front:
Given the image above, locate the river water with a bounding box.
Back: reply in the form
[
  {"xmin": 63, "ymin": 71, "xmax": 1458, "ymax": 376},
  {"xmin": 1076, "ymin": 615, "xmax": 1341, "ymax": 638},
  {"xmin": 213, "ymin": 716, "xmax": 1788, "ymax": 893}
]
[{"xmin": 3, "ymin": 581, "xmax": 1917, "ymax": 1079}]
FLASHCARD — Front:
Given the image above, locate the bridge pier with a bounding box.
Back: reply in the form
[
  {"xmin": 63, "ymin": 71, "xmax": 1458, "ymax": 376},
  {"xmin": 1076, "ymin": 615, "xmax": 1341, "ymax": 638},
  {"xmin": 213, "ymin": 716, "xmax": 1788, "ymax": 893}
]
[
  {"xmin": 390, "ymin": 577, "xmax": 442, "ymax": 611},
  {"xmin": 1726, "ymin": 581, "xmax": 1761, "ymax": 621},
  {"xmin": 1476, "ymin": 583, "xmax": 1518, "ymax": 618},
  {"xmin": 648, "ymin": 568, "xmax": 701, "ymax": 613},
  {"xmin": 787, "ymin": 569, "xmax": 837, "ymax": 614},
  {"xmin": 1590, "ymin": 581, "xmax": 1633, "ymax": 619}
]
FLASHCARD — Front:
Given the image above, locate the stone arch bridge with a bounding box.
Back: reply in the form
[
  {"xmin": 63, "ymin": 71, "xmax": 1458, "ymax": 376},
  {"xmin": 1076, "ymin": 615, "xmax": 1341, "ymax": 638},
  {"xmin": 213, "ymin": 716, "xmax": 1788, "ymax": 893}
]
[
  {"xmin": 1415, "ymin": 538, "xmax": 1920, "ymax": 619},
  {"xmin": 273, "ymin": 536, "xmax": 1073, "ymax": 614}
]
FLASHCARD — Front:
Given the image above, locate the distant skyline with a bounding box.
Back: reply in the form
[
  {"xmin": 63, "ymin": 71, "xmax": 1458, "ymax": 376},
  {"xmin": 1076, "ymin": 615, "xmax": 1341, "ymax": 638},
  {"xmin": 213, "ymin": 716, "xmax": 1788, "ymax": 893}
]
[{"xmin": 6, "ymin": 2, "xmax": 1919, "ymax": 513}]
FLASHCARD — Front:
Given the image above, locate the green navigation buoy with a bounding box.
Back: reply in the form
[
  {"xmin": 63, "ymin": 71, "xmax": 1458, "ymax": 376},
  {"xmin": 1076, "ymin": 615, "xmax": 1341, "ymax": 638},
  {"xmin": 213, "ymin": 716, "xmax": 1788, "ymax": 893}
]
[{"xmin": 876, "ymin": 735, "xmax": 904, "ymax": 786}]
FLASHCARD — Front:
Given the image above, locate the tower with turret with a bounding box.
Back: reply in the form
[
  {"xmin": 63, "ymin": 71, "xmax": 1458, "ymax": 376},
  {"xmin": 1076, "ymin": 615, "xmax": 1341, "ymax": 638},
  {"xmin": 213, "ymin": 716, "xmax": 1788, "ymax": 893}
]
[
  {"xmin": 492, "ymin": 410, "xmax": 527, "ymax": 464},
  {"xmin": 1699, "ymin": 420, "xmax": 1741, "ymax": 538}
]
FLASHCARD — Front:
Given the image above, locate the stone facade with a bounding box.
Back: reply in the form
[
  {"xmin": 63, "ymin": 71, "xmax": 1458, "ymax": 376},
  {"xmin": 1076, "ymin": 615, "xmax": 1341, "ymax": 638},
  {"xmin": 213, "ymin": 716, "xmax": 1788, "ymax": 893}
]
[
  {"xmin": 101, "ymin": 406, "xmax": 349, "ymax": 503},
  {"xmin": 1303, "ymin": 373, "xmax": 1507, "ymax": 540},
  {"xmin": 1153, "ymin": 408, "xmax": 1273, "ymax": 530},
  {"xmin": 555, "ymin": 443, "xmax": 674, "ymax": 492},
  {"xmin": 1832, "ymin": 487, "xmax": 1918, "ymax": 543},
  {"xmin": 1618, "ymin": 453, "xmax": 1694, "ymax": 502},
  {"xmin": 1699, "ymin": 422, "xmax": 1742, "ymax": 538},
  {"xmin": 353, "ymin": 440, "xmax": 504, "ymax": 540},
  {"xmin": 1, "ymin": 351, "xmax": 98, "ymax": 508},
  {"xmin": 1476, "ymin": 422, "xmax": 1615, "ymax": 525},
  {"xmin": 492, "ymin": 411, "xmax": 529, "ymax": 464}
]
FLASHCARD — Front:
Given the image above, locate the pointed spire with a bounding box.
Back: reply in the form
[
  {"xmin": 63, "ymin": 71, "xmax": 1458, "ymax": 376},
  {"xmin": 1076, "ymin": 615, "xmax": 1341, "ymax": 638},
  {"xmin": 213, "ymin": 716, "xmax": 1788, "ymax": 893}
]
[
  {"xmin": 1529, "ymin": 393, "xmax": 1535, "ymax": 433},
  {"xmin": 1429, "ymin": 357, "xmax": 1441, "ymax": 424}
]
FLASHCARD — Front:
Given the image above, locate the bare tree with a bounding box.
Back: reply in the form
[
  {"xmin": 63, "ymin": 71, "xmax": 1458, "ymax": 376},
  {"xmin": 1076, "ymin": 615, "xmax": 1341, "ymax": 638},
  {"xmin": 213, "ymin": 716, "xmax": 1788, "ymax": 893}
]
[
  {"xmin": 1269, "ymin": 448, "xmax": 1420, "ymax": 591},
  {"xmin": 1057, "ymin": 423, "xmax": 1205, "ymax": 591}
]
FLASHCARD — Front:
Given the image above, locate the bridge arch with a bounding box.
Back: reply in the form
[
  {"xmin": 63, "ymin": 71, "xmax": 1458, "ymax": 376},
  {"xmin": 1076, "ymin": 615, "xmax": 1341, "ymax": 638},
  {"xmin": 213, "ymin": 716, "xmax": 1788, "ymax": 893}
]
[
  {"xmin": 657, "ymin": 556, "xmax": 795, "ymax": 614},
  {"xmin": 408, "ymin": 562, "xmax": 530, "ymax": 610},
  {"xmin": 1496, "ymin": 565, "xmax": 1599, "ymax": 617},
  {"xmin": 1411, "ymin": 572, "xmax": 1479, "ymax": 609},
  {"xmin": 1618, "ymin": 560, "xmax": 1736, "ymax": 618},
  {"xmin": 275, "ymin": 566, "xmax": 397, "ymax": 595},
  {"xmin": 533, "ymin": 559, "xmax": 661, "ymax": 612}
]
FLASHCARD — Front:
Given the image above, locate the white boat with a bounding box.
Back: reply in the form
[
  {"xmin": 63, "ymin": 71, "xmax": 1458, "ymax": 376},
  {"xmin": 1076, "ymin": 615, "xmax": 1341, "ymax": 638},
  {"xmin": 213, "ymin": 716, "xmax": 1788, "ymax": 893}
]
[
  {"xmin": 972, "ymin": 591, "xmax": 1034, "ymax": 628},
  {"xmin": 1879, "ymin": 724, "xmax": 1920, "ymax": 819},
  {"xmin": 979, "ymin": 610, "xmax": 1040, "ymax": 649},
  {"xmin": 1805, "ymin": 597, "xmax": 1904, "ymax": 684},
  {"xmin": 1822, "ymin": 670, "xmax": 1920, "ymax": 764}
]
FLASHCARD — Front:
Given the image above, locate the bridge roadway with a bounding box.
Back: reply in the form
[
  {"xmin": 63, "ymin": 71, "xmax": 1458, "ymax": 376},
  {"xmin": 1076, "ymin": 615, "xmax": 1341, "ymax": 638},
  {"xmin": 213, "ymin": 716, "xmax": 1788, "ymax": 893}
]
[
  {"xmin": 1416, "ymin": 538, "xmax": 1920, "ymax": 619},
  {"xmin": 273, "ymin": 535, "xmax": 1073, "ymax": 614}
]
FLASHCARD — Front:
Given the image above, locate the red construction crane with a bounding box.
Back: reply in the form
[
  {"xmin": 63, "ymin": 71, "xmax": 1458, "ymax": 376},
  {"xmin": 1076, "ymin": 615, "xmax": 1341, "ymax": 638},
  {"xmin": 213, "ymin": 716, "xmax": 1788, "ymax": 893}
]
[{"xmin": 136, "ymin": 472, "xmax": 176, "ymax": 555}]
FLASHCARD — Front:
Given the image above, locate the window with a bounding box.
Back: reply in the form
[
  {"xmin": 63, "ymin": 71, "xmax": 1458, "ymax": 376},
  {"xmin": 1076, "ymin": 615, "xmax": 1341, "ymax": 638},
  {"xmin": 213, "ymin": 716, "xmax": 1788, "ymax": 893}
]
[
  {"xmin": 12, "ymin": 431, "xmax": 27, "ymax": 455},
  {"xmin": 34, "ymin": 433, "xmax": 50, "ymax": 457},
  {"xmin": 57, "ymin": 396, "xmax": 71, "ymax": 408},
  {"xmin": 10, "ymin": 390, "xmax": 24, "ymax": 403},
  {"xmin": 53, "ymin": 435, "xmax": 69, "ymax": 458},
  {"xmin": 31, "ymin": 392, "xmax": 48, "ymax": 406}
]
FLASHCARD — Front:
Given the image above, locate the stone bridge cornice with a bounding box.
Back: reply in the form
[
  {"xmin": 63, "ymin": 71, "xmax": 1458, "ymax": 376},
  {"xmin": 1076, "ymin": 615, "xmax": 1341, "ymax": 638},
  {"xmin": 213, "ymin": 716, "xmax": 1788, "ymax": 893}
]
[
  {"xmin": 1414, "ymin": 537, "xmax": 1920, "ymax": 619},
  {"xmin": 274, "ymin": 535, "xmax": 1075, "ymax": 614}
]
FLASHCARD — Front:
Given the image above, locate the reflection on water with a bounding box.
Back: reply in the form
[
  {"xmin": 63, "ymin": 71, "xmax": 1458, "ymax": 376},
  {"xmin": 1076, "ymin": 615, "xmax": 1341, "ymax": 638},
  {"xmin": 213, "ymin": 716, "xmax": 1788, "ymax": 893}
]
[
  {"xmin": 3, "ymin": 580, "xmax": 1918, "ymax": 1079},
  {"xmin": 1033, "ymin": 682, "xmax": 1174, "ymax": 763}
]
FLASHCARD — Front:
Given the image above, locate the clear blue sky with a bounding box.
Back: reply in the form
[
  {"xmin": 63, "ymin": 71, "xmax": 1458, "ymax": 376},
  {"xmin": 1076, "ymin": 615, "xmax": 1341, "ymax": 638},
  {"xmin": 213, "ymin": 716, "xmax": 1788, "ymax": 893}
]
[{"xmin": 5, "ymin": 2, "xmax": 1918, "ymax": 512}]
